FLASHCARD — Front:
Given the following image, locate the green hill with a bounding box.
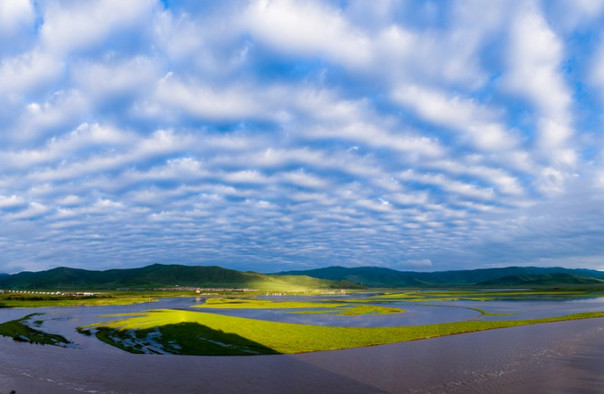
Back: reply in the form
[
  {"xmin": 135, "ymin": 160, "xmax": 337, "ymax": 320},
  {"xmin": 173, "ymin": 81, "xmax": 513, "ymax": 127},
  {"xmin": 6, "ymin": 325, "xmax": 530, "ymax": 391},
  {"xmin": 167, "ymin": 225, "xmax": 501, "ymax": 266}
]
[
  {"xmin": 477, "ymin": 273, "xmax": 604, "ymax": 287},
  {"xmin": 3, "ymin": 264, "xmax": 603, "ymax": 290},
  {"xmin": 0, "ymin": 264, "xmax": 362, "ymax": 291},
  {"xmin": 275, "ymin": 266, "xmax": 604, "ymax": 288}
]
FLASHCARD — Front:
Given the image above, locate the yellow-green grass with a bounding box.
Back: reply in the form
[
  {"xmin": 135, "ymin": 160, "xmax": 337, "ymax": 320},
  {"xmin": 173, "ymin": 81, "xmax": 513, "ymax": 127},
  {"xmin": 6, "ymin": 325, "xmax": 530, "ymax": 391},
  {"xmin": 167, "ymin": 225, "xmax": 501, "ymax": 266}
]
[
  {"xmin": 197, "ymin": 297, "xmax": 346, "ymax": 309},
  {"xmin": 0, "ymin": 295, "xmax": 158, "ymax": 308},
  {"xmin": 224, "ymin": 274, "xmax": 351, "ymax": 292},
  {"xmin": 466, "ymin": 307, "xmax": 513, "ymax": 316},
  {"xmin": 197, "ymin": 297, "xmax": 404, "ymax": 315},
  {"xmin": 368, "ymin": 289, "xmax": 604, "ymax": 303},
  {"xmin": 0, "ymin": 290, "xmax": 204, "ymax": 308},
  {"xmin": 292, "ymin": 304, "xmax": 404, "ymax": 316},
  {"xmin": 82, "ymin": 309, "xmax": 604, "ymax": 355},
  {"xmin": 0, "ymin": 313, "xmax": 72, "ymax": 347}
]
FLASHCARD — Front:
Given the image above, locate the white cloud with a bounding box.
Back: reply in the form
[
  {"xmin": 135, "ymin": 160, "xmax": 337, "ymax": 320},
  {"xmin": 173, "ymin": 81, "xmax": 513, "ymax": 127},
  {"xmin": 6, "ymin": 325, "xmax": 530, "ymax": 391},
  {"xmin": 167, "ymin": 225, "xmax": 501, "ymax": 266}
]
[
  {"xmin": 279, "ymin": 170, "xmax": 327, "ymax": 189},
  {"xmin": 58, "ymin": 195, "xmax": 83, "ymax": 206},
  {"xmin": 367, "ymin": 0, "xmax": 512, "ymax": 90},
  {"xmin": 0, "ymin": 0, "xmax": 34, "ymax": 36},
  {"xmin": 536, "ymin": 167, "xmax": 566, "ymax": 195},
  {"xmin": 0, "ymin": 195, "xmax": 25, "ymax": 209},
  {"xmin": 144, "ymin": 73, "xmax": 265, "ymax": 121},
  {"xmin": 388, "ymin": 192, "xmax": 430, "ymax": 206},
  {"xmin": 17, "ymin": 90, "xmax": 90, "ymax": 141},
  {"xmin": 39, "ymin": 0, "xmax": 156, "ymax": 55},
  {"xmin": 550, "ymin": 0, "xmax": 604, "ymax": 32},
  {"xmin": 2, "ymin": 123, "xmax": 136, "ymax": 169},
  {"xmin": 393, "ymin": 84, "xmax": 516, "ymax": 151},
  {"xmin": 1, "ymin": 0, "xmax": 603, "ymax": 272},
  {"xmin": 309, "ymin": 122, "xmax": 444, "ymax": 158},
  {"xmin": 589, "ymin": 38, "xmax": 604, "ymax": 105},
  {"xmin": 73, "ymin": 56, "xmax": 159, "ymax": 103},
  {"xmin": 221, "ymin": 170, "xmax": 269, "ymax": 185},
  {"xmin": 0, "ymin": 50, "xmax": 62, "ymax": 99},
  {"xmin": 6, "ymin": 202, "xmax": 49, "ymax": 220},
  {"xmin": 426, "ymin": 159, "xmax": 524, "ymax": 196},
  {"xmin": 504, "ymin": 2, "xmax": 572, "ymax": 152},
  {"xmin": 245, "ymin": 0, "xmax": 371, "ymax": 68},
  {"xmin": 398, "ymin": 170, "xmax": 496, "ymax": 201}
]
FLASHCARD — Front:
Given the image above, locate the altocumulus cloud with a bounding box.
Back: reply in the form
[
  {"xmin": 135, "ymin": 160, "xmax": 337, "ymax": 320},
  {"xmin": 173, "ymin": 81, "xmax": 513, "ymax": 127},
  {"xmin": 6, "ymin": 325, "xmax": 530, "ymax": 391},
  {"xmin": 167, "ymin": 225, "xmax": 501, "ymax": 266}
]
[{"xmin": 2, "ymin": 0, "xmax": 604, "ymax": 273}]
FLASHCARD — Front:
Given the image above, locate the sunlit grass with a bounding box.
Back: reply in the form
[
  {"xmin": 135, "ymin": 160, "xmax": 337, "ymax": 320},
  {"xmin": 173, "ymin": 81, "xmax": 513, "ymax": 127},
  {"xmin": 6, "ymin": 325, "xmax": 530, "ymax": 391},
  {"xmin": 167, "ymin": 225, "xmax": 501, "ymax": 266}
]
[
  {"xmin": 292, "ymin": 304, "xmax": 404, "ymax": 316},
  {"xmin": 368, "ymin": 288, "xmax": 604, "ymax": 302},
  {"xmin": 197, "ymin": 297, "xmax": 346, "ymax": 309},
  {"xmin": 82, "ymin": 309, "xmax": 604, "ymax": 355},
  {"xmin": 196, "ymin": 297, "xmax": 404, "ymax": 315},
  {"xmin": 0, "ymin": 290, "xmax": 202, "ymax": 308}
]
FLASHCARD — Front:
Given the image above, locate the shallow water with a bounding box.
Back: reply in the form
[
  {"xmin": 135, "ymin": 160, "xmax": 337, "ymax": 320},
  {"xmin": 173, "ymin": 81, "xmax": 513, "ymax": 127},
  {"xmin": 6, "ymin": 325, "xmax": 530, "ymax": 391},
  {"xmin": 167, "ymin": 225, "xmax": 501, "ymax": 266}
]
[
  {"xmin": 1, "ymin": 295, "xmax": 603, "ymax": 393},
  {"xmin": 445, "ymin": 297, "xmax": 604, "ymax": 321},
  {"xmin": 2, "ymin": 295, "xmax": 604, "ymax": 345},
  {"xmin": 197, "ymin": 302, "xmax": 479, "ymax": 327},
  {"xmin": 194, "ymin": 296, "xmax": 604, "ymax": 326},
  {"xmin": 0, "ymin": 314, "xmax": 602, "ymax": 393}
]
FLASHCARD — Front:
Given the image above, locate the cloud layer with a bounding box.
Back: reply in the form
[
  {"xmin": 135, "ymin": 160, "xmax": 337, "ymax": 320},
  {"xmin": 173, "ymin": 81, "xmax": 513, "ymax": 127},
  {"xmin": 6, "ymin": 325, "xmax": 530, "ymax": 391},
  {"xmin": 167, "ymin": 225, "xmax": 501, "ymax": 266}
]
[{"xmin": 2, "ymin": 0, "xmax": 604, "ymax": 273}]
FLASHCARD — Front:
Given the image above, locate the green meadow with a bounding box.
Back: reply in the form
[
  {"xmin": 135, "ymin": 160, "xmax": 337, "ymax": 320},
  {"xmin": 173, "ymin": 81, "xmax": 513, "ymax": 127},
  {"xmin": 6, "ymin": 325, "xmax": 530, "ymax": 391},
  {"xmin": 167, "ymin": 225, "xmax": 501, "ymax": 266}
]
[
  {"xmin": 0, "ymin": 314, "xmax": 72, "ymax": 347},
  {"xmin": 81, "ymin": 308, "xmax": 604, "ymax": 355},
  {"xmin": 197, "ymin": 297, "xmax": 346, "ymax": 309},
  {"xmin": 0, "ymin": 290, "xmax": 201, "ymax": 308},
  {"xmin": 364, "ymin": 288, "xmax": 604, "ymax": 302},
  {"xmin": 3, "ymin": 287, "xmax": 603, "ymax": 354},
  {"xmin": 196, "ymin": 297, "xmax": 405, "ymax": 315},
  {"xmin": 77, "ymin": 289, "xmax": 604, "ymax": 355}
]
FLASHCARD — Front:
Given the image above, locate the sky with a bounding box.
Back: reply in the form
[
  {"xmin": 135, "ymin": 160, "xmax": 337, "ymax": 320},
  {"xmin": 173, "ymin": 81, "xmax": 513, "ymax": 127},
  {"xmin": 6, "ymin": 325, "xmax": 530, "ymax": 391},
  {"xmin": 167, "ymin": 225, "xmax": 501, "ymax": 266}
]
[{"xmin": 2, "ymin": 0, "xmax": 604, "ymax": 274}]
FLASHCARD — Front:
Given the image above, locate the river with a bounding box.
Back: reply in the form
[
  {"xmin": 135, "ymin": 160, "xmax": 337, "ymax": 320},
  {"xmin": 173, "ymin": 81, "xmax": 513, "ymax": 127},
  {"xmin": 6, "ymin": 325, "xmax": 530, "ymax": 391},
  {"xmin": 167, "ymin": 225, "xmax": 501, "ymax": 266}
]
[{"xmin": 1, "ymin": 297, "xmax": 603, "ymax": 393}]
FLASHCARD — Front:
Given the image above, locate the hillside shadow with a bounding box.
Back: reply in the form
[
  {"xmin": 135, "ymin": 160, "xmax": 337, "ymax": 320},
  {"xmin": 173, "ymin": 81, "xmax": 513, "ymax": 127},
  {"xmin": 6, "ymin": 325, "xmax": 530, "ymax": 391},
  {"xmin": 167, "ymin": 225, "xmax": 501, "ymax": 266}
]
[
  {"xmin": 94, "ymin": 322, "xmax": 280, "ymax": 356},
  {"xmin": 161, "ymin": 322, "xmax": 281, "ymax": 355}
]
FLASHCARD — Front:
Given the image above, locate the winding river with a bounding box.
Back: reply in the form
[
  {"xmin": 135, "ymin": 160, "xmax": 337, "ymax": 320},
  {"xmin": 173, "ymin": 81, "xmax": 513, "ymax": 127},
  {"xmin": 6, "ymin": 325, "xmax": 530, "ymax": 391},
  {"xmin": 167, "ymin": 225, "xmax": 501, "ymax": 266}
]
[{"xmin": 1, "ymin": 296, "xmax": 603, "ymax": 393}]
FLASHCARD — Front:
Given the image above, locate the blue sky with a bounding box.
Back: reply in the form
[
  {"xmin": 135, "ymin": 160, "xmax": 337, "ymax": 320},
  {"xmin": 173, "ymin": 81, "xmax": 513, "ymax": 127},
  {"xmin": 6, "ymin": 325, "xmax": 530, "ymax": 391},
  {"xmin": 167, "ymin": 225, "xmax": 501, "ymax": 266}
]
[{"xmin": 2, "ymin": 0, "xmax": 604, "ymax": 273}]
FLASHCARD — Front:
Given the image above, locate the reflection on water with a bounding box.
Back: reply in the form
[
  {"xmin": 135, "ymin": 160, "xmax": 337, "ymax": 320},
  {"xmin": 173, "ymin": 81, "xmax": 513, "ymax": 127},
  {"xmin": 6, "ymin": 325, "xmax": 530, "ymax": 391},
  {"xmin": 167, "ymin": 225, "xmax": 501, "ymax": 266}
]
[
  {"xmin": 0, "ymin": 295, "xmax": 603, "ymax": 393},
  {"xmin": 196, "ymin": 302, "xmax": 479, "ymax": 327},
  {"xmin": 447, "ymin": 297, "xmax": 604, "ymax": 321},
  {"xmin": 2, "ymin": 295, "xmax": 603, "ymax": 350}
]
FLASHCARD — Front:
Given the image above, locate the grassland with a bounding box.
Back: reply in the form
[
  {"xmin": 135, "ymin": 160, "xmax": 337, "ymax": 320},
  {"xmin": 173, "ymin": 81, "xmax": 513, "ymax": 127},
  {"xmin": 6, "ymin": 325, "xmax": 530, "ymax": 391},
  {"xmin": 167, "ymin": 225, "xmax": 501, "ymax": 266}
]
[
  {"xmin": 0, "ymin": 314, "xmax": 72, "ymax": 347},
  {"xmin": 81, "ymin": 308, "xmax": 604, "ymax": 355},
  {"xmin": 196, "ymin": 297, "xmax": 405, "ymax": 315},
  {"xmin": 197, "ymin": 297, "xmax": 347, "ymax": 309},
  {"xmin": 0, "ymin": 263, "xmax": 362, "ymax": 292},
  {"xmin": 365, "ymin": 288, "xmax": 604, "ymax": 302},
  {"xmin": 2, "ymin": 287, "xmax": 602, "ymax": 356},
  {"xmin": 0, "ymin": 289, "xmax": 206, "ymax": 308},
  {"xmin": 291, "ymin": 304, "xmax": 405, "ymax": 315},
  {"xmin": 0, "ymin": 289, "xmax": 352, "ymax": 308}
]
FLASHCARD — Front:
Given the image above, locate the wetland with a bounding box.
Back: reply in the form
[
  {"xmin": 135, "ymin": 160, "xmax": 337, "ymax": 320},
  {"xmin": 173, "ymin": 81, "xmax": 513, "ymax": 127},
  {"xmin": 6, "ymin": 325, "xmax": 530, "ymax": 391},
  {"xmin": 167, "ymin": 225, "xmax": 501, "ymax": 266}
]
[{"xmin": 1, "ymin": 288, "xmax": 603, "ymax": 393}]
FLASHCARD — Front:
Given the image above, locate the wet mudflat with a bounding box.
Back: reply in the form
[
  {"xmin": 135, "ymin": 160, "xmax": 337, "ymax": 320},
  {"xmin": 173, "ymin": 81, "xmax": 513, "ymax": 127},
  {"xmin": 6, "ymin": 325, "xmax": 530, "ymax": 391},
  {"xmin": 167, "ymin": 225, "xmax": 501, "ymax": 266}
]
[{"xmin": 0, "ymin": 317, "xmax": 602, "ymax": 393}]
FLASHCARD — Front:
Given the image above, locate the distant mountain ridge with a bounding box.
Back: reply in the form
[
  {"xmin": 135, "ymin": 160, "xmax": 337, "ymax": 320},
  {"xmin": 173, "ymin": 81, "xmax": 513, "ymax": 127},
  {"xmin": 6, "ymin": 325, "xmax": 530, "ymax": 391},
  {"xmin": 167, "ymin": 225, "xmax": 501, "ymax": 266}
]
[
  {"xmin": 476, "ymin": 273, "xmax": 604, "ymax": 286},
  {"xmin": 0, "ymin": 264, "xmax": 361, "ymax": 291},
  {"xmin": 275, "ymin": 266, "xmax": 604, "ymax": 287},
  {"xmin": 1, "ymin": 264, "xmax": 603, "ymax": 290}
]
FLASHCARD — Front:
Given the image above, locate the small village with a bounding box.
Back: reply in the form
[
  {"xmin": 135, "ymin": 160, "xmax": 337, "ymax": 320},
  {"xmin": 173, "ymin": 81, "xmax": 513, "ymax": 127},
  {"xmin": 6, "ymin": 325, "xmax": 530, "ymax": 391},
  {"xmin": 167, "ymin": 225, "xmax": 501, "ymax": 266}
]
[{"xmin": 0, "ymin": 289, "xmax": 99, "ymax": 297}]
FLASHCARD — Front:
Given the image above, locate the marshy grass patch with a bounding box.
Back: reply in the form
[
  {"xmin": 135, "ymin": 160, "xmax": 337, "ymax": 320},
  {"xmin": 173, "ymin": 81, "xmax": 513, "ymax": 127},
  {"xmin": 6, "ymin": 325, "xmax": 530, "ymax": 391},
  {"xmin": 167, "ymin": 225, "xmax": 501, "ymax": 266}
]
[
  {"xmin": 196, "ymin": 297, "xmax": 405, "ymax": 316},
  {"xmin": 80, "ymin": 308, "xmax": 604, "ymax": 355},
  {"xmin": 0, "ymin": 313, "xmax": 72, "ymax": 347}
]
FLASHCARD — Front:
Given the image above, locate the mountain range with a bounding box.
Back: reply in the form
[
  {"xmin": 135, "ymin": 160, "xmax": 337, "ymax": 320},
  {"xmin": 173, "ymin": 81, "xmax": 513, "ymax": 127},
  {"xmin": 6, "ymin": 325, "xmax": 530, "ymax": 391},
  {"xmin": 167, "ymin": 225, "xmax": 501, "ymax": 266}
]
[
  {"xmin": 1, "ymin": 264, "xmax": 603, "ymax": 290},
  {"xmin": 0, "ymin": 264, "xmax": 361, "ymax": 291},
  {"xmin": 275, "ymin": 265, "xmax": 604, "ymax": 288}
]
